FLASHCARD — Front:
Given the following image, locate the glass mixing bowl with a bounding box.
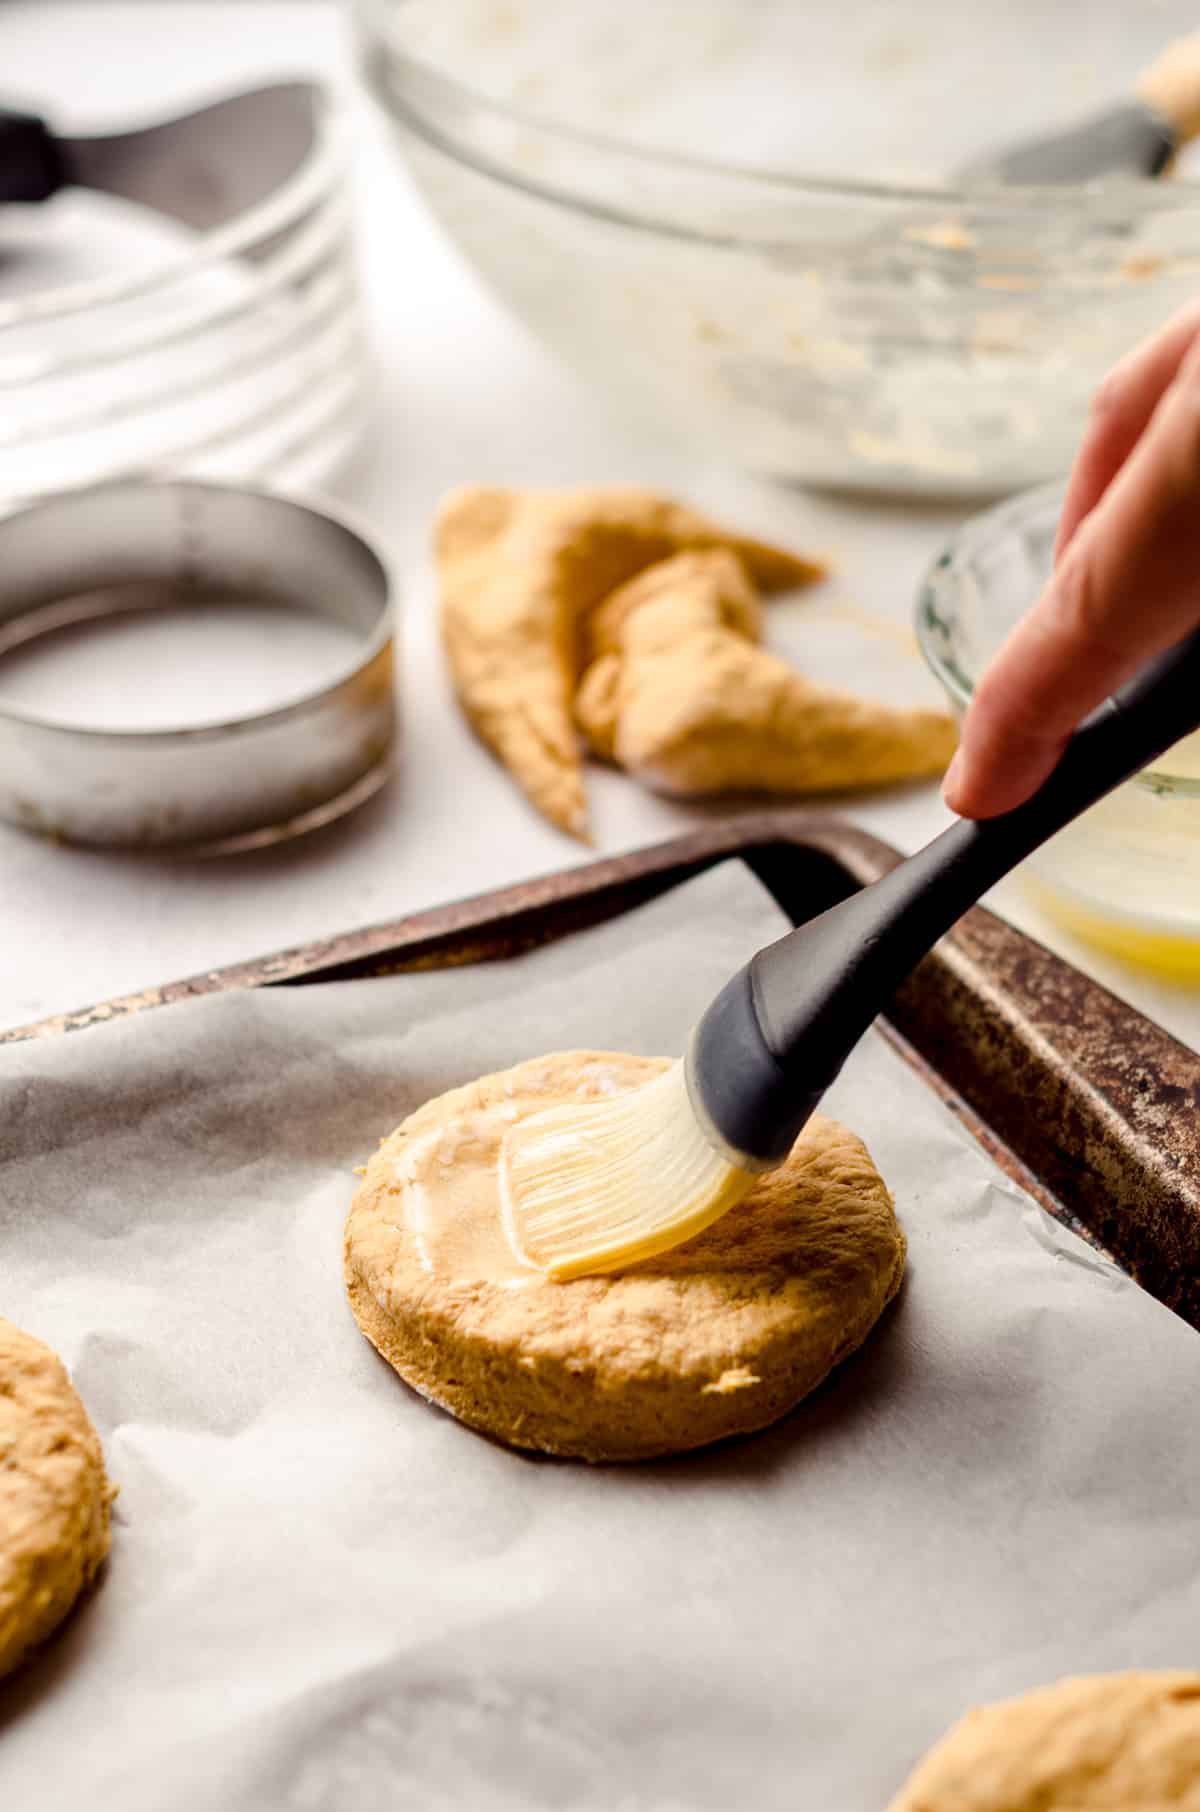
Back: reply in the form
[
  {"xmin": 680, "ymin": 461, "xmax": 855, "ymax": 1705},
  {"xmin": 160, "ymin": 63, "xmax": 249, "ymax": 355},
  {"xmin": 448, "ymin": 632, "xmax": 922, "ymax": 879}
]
[
  {"xmin": 918, "ymin": 484, "xmax": 1200, "ymax": 978},
  {"xmin": 355, "ymin": 0, "xmax": 1200, "ymax": 497}
]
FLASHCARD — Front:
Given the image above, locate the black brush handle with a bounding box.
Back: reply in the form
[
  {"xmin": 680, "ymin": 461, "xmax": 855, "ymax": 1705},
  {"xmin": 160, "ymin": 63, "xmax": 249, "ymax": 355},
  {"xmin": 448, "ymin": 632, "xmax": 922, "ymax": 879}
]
[
  {"xmin": 694, "ymin": 627, "xmax": 1200, "ymax": 1164},
  {"xmin": 0, "ymin": 107, "xmax": 66, "ymax": 204}
]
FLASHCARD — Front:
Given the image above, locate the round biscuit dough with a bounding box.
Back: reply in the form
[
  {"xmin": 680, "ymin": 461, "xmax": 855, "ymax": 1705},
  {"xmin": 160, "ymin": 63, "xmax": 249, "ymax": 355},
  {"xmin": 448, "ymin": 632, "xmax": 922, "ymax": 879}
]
[
  {"xmin": 344, "ymin": 1052, "xmax": 906, "ymax": 1461},
  {"xmin": 0, "ymin": 1317, "xmax": 114, "ymax": 1678},
  {"xmin": 888, "ymin": 1672, "xmax": 1200, "ymax": 1810}
]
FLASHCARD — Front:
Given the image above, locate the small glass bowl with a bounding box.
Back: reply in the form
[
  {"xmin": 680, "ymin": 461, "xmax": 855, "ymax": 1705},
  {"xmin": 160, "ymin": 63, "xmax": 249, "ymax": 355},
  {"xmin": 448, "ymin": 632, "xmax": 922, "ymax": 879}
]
[
  {"xmin": 917, "ymin": 484, "xmax": 1200, "ymax": 979},
  {"xmin": 0, "ymin": 88, "xmax": 367, "ymax": 514}
]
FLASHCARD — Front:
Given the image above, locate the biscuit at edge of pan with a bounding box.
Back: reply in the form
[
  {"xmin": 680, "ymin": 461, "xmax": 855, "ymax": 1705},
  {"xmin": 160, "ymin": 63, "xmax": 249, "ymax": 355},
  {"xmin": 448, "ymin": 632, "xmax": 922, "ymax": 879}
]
[
  {"xmin": 885, "ymin": 1671, "xmax": 1200, "ymax": 1810},
  {"xmin": 0, "ymin": 1316, "xmax": 115, "ymax": 1680}
]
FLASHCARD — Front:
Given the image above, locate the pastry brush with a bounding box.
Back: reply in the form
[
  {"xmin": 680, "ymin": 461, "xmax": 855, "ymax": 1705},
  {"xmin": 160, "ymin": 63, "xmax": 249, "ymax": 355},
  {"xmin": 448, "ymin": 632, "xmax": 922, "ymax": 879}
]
[
  {"xmin": 501, "ymin": 625, "xmax": 1200, "ymax": 1280},
  {"xmin": 957, "ymin": 33, "xmax": 1200, "ymax": 185}
]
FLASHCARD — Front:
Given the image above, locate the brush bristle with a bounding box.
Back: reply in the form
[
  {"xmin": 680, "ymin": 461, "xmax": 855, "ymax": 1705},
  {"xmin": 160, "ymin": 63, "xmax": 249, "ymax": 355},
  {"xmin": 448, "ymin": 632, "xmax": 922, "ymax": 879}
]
[{"xmin": 499, "ymin": 1059, "xmax": 758, "ymax": 1281}]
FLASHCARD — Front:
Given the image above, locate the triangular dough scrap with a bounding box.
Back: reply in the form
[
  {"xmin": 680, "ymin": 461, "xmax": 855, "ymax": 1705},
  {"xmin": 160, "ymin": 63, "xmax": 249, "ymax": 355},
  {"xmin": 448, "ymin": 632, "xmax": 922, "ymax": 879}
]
[
  {"xmin": 436, "ymin": 486, "xmax": 824, "ymax": 837},
  {"xmin": 575, "ymin": 552, "xmax": 957, "ymax": 797},
  {"xmin": 575, "ymin": 657, "xmax": 622, "ymax": 763},
  {"xmin": 583, "ymin": 547, "xmax": 763, "ymax": 664}
]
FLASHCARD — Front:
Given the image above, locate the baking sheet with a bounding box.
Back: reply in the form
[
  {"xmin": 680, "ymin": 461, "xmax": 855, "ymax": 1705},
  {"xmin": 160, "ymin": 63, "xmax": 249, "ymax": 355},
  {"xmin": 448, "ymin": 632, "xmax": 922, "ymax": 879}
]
[{"xmin": 2, "ymin": 859, "xmax": 1198, "ymax": 1811}]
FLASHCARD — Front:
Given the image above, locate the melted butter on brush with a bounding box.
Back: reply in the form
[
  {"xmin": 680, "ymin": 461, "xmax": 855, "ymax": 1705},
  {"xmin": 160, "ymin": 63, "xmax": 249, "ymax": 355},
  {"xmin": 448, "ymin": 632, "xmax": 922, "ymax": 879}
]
[
  {"xmin": 394, "ymin": 1062, "xmax": 756, "ymax": 1289},
  {"xmin": 500, "ymin": 1060, "xmax": 757, "ymax": 1282}
]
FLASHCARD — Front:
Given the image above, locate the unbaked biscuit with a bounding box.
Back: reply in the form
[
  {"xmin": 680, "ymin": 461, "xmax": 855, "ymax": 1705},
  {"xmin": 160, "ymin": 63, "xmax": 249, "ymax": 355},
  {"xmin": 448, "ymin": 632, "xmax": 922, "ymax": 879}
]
[
  {"xmin": 888, "ymin": 1671, "xmax": 1200, "ymax": 1809},
  {"xmin": 344, "ymin": 1052, "xmax": 906, "ymax": 1462},
  {"xmin": 0, "ymin": 1317, "xmax": 114, "ymax": 1678}
]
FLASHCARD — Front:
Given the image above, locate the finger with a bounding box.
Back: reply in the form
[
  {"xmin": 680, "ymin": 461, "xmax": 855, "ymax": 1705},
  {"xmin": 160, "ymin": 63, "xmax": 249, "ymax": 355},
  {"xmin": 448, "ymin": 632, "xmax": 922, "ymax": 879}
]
[
  {"xmin": 947, "ymin": 342, "xmax": 1200, "ymax": 818},
  {"xmin": 1054, "ymin": 298, "xmax": 1200, "ymax": 561}
]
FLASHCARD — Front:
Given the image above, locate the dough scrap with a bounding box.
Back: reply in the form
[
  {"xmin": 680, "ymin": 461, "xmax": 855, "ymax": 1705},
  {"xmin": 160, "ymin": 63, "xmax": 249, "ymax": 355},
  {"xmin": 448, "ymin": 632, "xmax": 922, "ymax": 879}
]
[
  {"xmin": 576, "ymin": 550, "xmax": 957, "ymax": 795},
  {"xmin": 436, "ymin": 486, "xmax": 824, "ymax": 837},
  {"xmin": 888, "ymin": 1672, "xmax": 1200, "ymax": 1809},
  {"xmin": 0, "ymin": 1317, "xmax": 114, "ymax": 1679},
  {"xmin": 344, "ymin": 1052, "xmax": 906, "ymax": 1463},
  {"xmin": 581, "ymin": 544, "xmax": 764, "ymax": 664}
]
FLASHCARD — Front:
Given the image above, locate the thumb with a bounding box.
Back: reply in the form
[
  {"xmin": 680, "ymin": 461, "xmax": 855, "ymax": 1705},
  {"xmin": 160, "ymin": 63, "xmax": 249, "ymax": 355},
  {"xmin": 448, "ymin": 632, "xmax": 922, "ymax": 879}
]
[{"xmin": 945, "ymin": 345, "xmax": 1200, "ymax": 819}]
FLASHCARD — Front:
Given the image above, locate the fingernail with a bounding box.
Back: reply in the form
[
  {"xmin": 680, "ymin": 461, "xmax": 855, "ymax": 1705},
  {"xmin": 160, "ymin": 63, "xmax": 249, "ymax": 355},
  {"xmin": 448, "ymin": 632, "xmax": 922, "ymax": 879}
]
[{"xmin": 942, "ymin": 748, "xmax": 965, "ymax": 810}]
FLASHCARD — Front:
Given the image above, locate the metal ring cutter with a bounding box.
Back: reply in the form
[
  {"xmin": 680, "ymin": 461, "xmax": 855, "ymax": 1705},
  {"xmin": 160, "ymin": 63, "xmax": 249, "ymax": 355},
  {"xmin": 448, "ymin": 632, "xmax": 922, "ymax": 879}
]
[{"xmin": 0, "ymin": 478, "xmax": 395, "ymax": 850}]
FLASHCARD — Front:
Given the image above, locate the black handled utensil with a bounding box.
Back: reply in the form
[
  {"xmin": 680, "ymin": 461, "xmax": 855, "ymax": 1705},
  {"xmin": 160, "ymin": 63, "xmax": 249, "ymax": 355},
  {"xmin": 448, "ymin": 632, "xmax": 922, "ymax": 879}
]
[
  {"xmin": 957, "ymin": 33, "xmax": 1200, "ymax": 185},
  {"xmin": 0, "ymin": 83, "xmax": 317, "ymax": 228},
  {"xmin": 696, "ymin": 627, "xmax": 1200, "ymax": 1164}
]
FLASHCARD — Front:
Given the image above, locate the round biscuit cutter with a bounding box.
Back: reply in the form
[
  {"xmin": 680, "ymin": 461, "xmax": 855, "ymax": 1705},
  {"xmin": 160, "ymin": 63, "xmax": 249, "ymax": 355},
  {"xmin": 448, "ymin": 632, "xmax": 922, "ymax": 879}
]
[{"xmin": 0, "ymin": 478, "xmax": 395, "ymax": 851}]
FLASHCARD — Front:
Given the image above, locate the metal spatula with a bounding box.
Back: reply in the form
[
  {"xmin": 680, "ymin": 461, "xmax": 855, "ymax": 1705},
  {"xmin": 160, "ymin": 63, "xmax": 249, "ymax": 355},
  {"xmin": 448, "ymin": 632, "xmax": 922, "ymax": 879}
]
[
  {"xmin": 0, "ymin": 82, "xmax": 318, "ymax": 229},
  {"xmin": 957, "ymin": 33, "xmax": 1200, "ymax": 186}
]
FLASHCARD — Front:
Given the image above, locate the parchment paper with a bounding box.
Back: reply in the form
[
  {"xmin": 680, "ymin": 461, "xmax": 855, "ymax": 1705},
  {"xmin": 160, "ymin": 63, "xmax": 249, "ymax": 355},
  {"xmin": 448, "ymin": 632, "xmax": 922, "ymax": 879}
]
[{"xmin": 2, "ymin": 861, "xmax": 1198, "ymax": 1811}]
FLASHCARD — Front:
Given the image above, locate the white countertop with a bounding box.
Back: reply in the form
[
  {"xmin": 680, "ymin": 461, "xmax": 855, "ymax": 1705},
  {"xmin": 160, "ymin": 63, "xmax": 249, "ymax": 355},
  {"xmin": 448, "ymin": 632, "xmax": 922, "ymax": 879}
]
[{"xmin": 5, "ymin": 0, "xmax": 1200, "ymax": 1053}]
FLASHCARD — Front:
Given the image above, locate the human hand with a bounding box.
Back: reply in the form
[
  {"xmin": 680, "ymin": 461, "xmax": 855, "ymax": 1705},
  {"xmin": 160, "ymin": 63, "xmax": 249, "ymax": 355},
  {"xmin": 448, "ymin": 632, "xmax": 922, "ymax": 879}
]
[{"xmin": 944, "ymin": 299, "xmax": 1200, "ymax": 818}]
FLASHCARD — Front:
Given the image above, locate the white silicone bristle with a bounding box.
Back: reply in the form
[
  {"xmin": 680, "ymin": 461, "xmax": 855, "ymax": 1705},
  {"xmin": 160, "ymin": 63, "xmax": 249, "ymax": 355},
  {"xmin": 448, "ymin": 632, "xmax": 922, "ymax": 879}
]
[{"xmin": 499, "ymin": 1059, "xmax": 758, "ymax": 1281}]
